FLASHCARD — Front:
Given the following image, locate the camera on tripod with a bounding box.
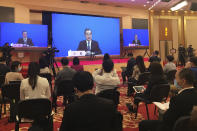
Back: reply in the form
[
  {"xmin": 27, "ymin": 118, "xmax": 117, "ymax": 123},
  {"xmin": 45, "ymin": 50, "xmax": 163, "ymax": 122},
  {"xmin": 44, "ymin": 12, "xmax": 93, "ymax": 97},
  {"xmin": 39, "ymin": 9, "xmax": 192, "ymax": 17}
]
[
  {"xmin": 0, "ymin": 44, "xmax": 14, "ymax": 66},
  {"xmin": 45, "ymin": 47, "xmax": 59, "ymax": 56}
]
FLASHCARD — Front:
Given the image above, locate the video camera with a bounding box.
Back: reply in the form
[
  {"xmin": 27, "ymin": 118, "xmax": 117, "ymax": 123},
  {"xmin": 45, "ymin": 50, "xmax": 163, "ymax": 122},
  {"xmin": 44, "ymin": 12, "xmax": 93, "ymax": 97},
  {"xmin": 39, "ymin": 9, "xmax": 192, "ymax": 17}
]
[{"xmin": 44, "ymin": 47, "xmax": 59, "ymax": 56}]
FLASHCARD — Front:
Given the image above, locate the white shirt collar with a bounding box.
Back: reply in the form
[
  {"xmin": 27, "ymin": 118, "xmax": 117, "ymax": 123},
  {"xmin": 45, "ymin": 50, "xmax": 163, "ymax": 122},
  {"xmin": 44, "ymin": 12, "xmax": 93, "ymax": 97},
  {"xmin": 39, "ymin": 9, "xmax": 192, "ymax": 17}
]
[{"xmin": 178, "ymin": 86, "xmax": 194, "ymax": 94}]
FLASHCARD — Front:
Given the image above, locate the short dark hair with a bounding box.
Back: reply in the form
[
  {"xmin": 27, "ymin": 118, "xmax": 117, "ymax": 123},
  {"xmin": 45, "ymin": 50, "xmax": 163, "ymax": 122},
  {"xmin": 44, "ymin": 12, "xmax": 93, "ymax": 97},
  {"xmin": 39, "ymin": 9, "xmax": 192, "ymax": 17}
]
[
  {"xmin": 102, "ymin": 59, "xmax": 114, "ymax": 73},
  {"xmin": 61, "ymin": 57, "xmax": 69, "ymax": 66},
  {"xmin": 166, "ymin": 55, "xmax": 174, "ymax": 62},
  {"xmin": 72, "ymin": 71, "xmax": 94, "ymax": 92},
  {"xmin": 84, "ymin": 28, "xmax": 92, "ymax": 34},
  {"xmin": 179, "ymin": 68, "xmax": 194, "ymax": 85},
  {"xmin": 103, "ymin": 53, "xmax": 110, "ymax": 61},
  {"xmin": 127, "ymin": 53, "xmax": 133, "ymax": 57},
  {"xmin": 11, "ymin": 61, "xmax": 21, "ymax": 72},
  {"xmin": 149, "ymin": 62, "xmax": 164, "ymax": 76},
  {"xmin": 73, "ymin": 57, "xmax": 80, "ymax": 65},
  {"xmin": 39, "ymin": 57, "xmax": 48, "ymax": 69},
  {"xmin": 190, "ymin": 57, "xmax": 197, "ymax": 66},
  {"xmin": 154, "ymin": 50, "xmax": 159, "ymax": 55}
]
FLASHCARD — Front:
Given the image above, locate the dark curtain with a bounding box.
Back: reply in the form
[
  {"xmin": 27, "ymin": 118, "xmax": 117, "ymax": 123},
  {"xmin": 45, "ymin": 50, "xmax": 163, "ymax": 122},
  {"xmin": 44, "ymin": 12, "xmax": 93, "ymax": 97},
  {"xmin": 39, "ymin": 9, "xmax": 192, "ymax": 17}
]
[{"xmin": 42, "ymin": 12, "xmax": 52, "ymax": 45}]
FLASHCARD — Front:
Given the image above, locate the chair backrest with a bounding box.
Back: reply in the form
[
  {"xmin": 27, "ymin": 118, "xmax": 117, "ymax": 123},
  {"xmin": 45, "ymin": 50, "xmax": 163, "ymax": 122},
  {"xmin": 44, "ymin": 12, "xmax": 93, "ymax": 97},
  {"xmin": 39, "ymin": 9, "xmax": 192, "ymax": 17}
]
[
  {"xmin": 39, "ymin": 73, "xmax": 52, "ymax": 84},
  {"xmin": 173, "ymin": 116, "xmax": 190, "ymax": 131},
  {"xmin": 0, "ymin": 75, "xmax": 5, "ymax": 88},
  {"xmin": 2, "ymin": 81, "xmax": 21, "ymax": 102},
  {"xmin": 96, "ymin": 88, "xmax": 120, "ymax": 106},
  {"xmin": 150, "ymin": 84, "xmax": 170, "ymax": 102},
  {"xmin": 57, "ymin": 80, "xmax": 75, "ymax": 96},
  {"xmin": 17, "ymin": 98, "xmax": 52, "ymax": 120},
  {"xmin": 137, "ymin": 72, "xmax": 151, "ymax": 85},
  {"xmin": 166, "ymin": 70, "xmax": 177, "ymax": 84}
]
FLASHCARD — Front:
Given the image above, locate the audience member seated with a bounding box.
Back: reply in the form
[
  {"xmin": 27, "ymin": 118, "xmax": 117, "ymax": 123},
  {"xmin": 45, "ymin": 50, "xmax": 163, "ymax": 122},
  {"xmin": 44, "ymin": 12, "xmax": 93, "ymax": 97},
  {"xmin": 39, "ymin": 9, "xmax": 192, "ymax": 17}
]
[
  {"xmin": 127, "ymin": 62, "xmax": 168, "ymax": 112},
  {"xmin": 93, "ymin": 59, "xmax": 120, "ymax": 94},
  {"xmin": 188, "ymin": 57, "xmax": 197, "ymax": 79},
  {"xmin": 0, "ymin": 57, "xmax": 10, "ymax": 77},
  {"xmin": 121, "ymin": 53, "xmax": 136, "ymax": 84},
  {"xmin": 131, "ymin": 55, "xmax": 146, "ymax": 82},
  {"xmin": 20, "ymin": 62, "xmax": 51, "ymax": 100},
  {"xmin": 163, "ymin": 55, "xmax": 176, "ymax": 73},
  {"xmin": 148, "ymin": 50, "xmax": 161, "ymax": 63},
  {"xmin": 39, "ymin": 57, "xmax": 51, "ymax": 74},
  {"xmin": 60, "ymin": 71, "xmax": 122, "ymax": 131},
  {"xmin": 55, "ymin": 57, "xmax": 76, "ymax": 87},
  {"xmin": 189, "ymin": 106, "xmax": 197, "ymax": 131},
  {"xmin": 5, "ymin": 61, "xmax": 24, "ymax": 85},
  {"xmin": 139, "ymin": 68, "xmax": 197, "ymax": 131},
  {"xmin": 53, "ymin": 58, "xmax": 76, "ymax": 104},
  {"xmin": 103, "ymin": 53, "xmax": 111, "ymax": 61},
  {"xmin": 71, "ymin": 57, "xmax": 84, "ymax": 71}
]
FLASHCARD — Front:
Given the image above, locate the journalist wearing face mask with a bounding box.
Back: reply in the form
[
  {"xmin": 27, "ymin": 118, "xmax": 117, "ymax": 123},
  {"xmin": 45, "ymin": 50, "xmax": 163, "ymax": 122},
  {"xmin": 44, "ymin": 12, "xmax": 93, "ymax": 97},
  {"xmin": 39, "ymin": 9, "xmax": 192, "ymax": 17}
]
[{"xmin": 5, "ymin": 61, "xmax": 24, "ymax": 85}]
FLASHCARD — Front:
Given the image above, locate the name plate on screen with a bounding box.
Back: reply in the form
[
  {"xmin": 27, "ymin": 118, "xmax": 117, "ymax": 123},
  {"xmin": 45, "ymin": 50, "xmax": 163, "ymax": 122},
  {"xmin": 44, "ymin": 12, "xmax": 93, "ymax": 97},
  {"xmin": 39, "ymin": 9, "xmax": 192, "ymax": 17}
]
[{"xmin": 68, "ymin": 50, "xmax": 86, "ymax": 56}]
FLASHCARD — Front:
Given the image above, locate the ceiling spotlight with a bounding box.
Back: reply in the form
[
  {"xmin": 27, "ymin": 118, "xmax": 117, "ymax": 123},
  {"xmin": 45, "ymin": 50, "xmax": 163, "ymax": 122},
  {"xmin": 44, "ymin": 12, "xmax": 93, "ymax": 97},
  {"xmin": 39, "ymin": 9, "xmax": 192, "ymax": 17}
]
[
  {"xmin": 131, "ymin": 0, "xmax": 135, "ymax": 2},
  {"xmin": 147, "ymin": 1, "xmax": 150, "ymax": 4},
  {"xmin": 171, "ymin": 0, "xmax": 188, "ymax": 11},
  {"xmin": 144, "ymin": 5, "xmax": 147, "ymax": 7}
]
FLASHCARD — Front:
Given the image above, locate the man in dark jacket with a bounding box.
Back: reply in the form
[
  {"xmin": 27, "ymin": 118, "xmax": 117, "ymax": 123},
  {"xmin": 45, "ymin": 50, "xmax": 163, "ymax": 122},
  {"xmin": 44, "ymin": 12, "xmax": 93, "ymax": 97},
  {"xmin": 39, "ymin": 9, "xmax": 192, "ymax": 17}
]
[
  {"xmin": 60, "ymin": 71, "xmax": 122, "ymax": 131},
  {"xmin": 139, "ymin": 68, "xmax": 197, "ymax": 131}
]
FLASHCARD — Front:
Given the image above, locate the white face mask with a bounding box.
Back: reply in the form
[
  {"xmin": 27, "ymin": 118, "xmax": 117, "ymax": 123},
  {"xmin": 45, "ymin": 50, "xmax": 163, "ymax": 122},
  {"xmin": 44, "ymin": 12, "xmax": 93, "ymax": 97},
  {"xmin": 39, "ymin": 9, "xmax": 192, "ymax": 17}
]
[{"xmin": 18, "ymin": 66, "xmax": 22, "ymax": 72}]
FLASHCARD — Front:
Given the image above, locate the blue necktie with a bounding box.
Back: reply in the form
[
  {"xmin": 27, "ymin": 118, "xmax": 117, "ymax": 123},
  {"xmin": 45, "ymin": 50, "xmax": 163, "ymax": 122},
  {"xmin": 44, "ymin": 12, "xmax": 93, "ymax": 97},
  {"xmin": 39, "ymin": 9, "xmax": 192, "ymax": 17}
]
[{"xmin": 87, "ymin": 41, "xmax": 91, "ymax": 51}]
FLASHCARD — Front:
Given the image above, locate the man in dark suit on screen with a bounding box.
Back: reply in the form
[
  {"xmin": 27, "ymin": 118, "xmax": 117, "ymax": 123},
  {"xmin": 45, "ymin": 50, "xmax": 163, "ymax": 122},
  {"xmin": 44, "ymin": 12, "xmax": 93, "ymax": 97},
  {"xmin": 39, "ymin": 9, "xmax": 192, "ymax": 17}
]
[
  {"xmin": 132, "ymin": 34, "xmax": 141, "ymax": 45},
  {"xmin": 17, "ymin": 31, "xmax": 34, "ymax": 46},
  {"xmin": 77, "ymin": 28, "xmax": 102, "ymax": 55}
]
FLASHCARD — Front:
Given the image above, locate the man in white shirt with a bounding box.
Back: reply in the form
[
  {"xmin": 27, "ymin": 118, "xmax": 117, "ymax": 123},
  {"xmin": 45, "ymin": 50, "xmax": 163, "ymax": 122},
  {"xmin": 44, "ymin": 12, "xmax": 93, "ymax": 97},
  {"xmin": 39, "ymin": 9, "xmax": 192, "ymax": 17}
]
[
  {"xmin": 93, "ymin": 59, "xmax": 120, "ymax": 94},
  {"xmin": 77, "ymin": 28, "xmax": 102, "ymax": 55}
]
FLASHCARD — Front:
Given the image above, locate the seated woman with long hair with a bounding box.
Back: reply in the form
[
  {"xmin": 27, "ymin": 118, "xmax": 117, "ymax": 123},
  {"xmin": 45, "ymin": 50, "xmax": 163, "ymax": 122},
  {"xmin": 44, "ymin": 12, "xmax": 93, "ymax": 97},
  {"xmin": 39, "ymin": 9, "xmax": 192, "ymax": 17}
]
[
  {"xmin": 131, "ymin": 55, "xmax": 146, "ymax": 81},
  {"xmin": 5, "ymin": 61, "xmax": 24, "ymax": 84},
  {"xmin": 71, "ymin": 57, "xmax": 84, "ymax": 71},
  {"xmin": 127, "ymin": 62, "xmax": 168, "ymax": 112},
  {"xmin": 20, "ymin": 62, "xmax": 51, "ymax": 100}
]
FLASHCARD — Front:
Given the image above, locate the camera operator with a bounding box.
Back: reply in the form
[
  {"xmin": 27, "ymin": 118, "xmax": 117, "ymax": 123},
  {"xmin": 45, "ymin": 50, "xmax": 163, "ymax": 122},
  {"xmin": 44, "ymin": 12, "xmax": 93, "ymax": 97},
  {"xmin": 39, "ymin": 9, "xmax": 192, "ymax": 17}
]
[
  {"xmin": 42, "ymin": 45, "xmax": 59, "ymax": 77},
  {"xmin": 178, "ymin": 44, "xmax": 186, "ymax": 66},
  {"xmin": 1, "ymin": 43, "xmax": 14, "ymax": 66},
  {"xmin": 187, "ymin": 45, "xmax": 195, "ymax": 59}
]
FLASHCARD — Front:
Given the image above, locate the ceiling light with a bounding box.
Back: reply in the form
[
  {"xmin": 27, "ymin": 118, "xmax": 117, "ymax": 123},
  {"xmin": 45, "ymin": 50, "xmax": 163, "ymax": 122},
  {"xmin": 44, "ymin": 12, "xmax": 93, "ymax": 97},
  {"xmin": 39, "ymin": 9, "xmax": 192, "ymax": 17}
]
[
  {"xmin": 148, "ymin": 0, "xmax": 161, "ymax": 10},
  {"xmin": 144, "ymin": 5, "xmax": 147, "ymax": 7},
  {"xmin": 171, "ymin": 1, "xmax": 188, "ymax": 11},
  {"xmin": 131, "ymin": 0, "xmax": 135, "ymax": 2},
  {"xmin": 147, "ymin": 1, "xmax": 150, "ymax": 4}
]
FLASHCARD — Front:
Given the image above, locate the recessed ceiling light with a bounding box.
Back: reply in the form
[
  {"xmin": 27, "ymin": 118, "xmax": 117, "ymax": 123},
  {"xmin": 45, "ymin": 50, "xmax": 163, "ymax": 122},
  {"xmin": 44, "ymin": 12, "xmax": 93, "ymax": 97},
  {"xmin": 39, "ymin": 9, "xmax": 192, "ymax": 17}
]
[
  {"xmin": 144, "ymin": 5, "xmax": 147, "ymax": 7},
  {"xmin": 131, "ymin": 0, "xmax": 135, "ymax": 2},
  {"xmin": 147, "ymin": 1, "xmax": 150, "ymax": 4}
]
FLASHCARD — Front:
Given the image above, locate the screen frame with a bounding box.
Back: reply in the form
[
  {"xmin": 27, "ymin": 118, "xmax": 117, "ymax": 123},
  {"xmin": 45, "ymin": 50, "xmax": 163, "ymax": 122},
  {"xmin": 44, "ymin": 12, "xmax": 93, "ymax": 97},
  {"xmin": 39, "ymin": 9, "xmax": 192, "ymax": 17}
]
[{"xmin": 43, "ymin": 11, "xmax": 122, "ymax": 56}]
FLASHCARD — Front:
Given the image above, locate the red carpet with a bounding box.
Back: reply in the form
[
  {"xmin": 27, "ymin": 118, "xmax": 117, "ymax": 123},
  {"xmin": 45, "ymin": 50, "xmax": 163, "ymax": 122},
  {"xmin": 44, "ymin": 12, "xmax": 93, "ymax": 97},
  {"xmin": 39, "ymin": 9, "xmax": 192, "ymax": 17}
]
[{"xmin": 0, "ymin": 69, "xmax": 158, "ymax": 131}]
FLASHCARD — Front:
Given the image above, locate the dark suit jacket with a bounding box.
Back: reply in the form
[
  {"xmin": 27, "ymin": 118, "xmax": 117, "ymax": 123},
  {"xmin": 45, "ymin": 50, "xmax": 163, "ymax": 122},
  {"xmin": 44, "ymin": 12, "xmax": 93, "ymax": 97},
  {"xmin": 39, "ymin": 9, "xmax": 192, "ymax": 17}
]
[
  {"xmin": 148, "ymin": 56, "xmax": 161, "ymax": 63},
  {"xmin": 60, "ymin": 94, "xmax": 122, "ymax": 131},
  {"xmin": 17, "ymin": 38, "xmax": 34, "ymax": 46},
  {"xmin": 160, "ymin": 88, "xmax": 197, "ymax": 131},
  {"xmin": 126, "ymin": 57, "xmax": 136, "ymax": 76},
  {"xmin": 132, "ymin": 40, "xmax": 141, "ymax": 45},
  {"xmin": 77, "ymin": 40, "xmax": 102, "ymax": 55}
]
